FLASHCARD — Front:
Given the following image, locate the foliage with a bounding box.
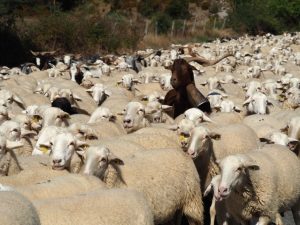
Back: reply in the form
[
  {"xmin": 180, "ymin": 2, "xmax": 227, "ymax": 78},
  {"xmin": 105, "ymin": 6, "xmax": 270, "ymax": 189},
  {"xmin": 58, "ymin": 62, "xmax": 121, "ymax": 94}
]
[
  {"xmin": 165, "ymin": 0, "xmax": 190, "ymax": 19},
  {"xmin": 228, "ymin": 0, "xmax": 300, "ymax": 34},
  {"xmin": 152, "ymin": 12, "xmax": 172, "ymax": 34}
]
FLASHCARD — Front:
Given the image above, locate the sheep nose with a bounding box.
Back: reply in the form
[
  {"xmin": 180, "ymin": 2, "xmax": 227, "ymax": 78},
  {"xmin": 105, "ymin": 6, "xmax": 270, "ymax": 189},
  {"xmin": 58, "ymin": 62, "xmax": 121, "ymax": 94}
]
[
  {"xmin": 123, "ymin": 119, "xmax": 131, "ymax": 124},
  {"xmin": 53, "ymin": 159, "xmax": 62, "ymax": 164},
  {"xmin": 218, "ymin": 186, "xmax": 228, "ymax": 194}
]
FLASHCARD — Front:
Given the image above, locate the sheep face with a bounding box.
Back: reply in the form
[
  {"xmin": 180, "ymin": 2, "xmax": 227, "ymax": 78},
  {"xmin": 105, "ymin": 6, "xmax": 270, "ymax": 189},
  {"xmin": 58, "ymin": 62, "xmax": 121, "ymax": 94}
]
[
  {"xmin": 159, "ymin": 74, "xmax": 172, "ymax": 91},
  {"xmin": 117, "ymin": 74, "xmax": 139, "ymax": 91},
  {"xmin": 83, "ymin": 146, "xmax": 123, "ymax": 179},
  {"xmin": 86, "ymin": 84, "xmax": 111, "ymax": 106},
  {"xmin": 0, "ymin": 106, "xmax": 9, "ymax": 124},
  {"xmin": 207, "ymin": 92, "xmax": 227, "ymax": 108},
  {"xmin": 218, "ymin": 155, "xmax": 259, "ymax": 199},
  {"xmin": 145, "ymin": 101, "xmax": 171, "ymax": 123},
  {"xmin": 50, "ymin": 132, "xmax": 88, "ymax": 170},
  {"xmin": 0, "ymin": 121, "xmax": 21, "ymax": 141},
  {"xmin": 176, "ymin": 119, "xmax": 196, "ymax": 149},
  {"xmin": 42, "ymin": 107, "xmax": 70, "ymax": 127},
  {"xmin": 88, "ymin": 107, "xmax": 116, "ymax": 123},
  {"xmin": 184, "ymin": 108, "xmax": 212, "ymax": 125},
  {"xmin": 0, "ymin": 90, "xmax": 24, "ymax": 108},
  {"xmin": 282, "ymin": 116, "xmax": 300, "ymax": 140},
  {"xmin": 186, "ymin": 127, "xmax": 220, "ymax": 158},
  {"xmin": 243, "ymin": 92, "xmax": 271, "ymax": 115},
  {"xmin": 121, "ymin": 102, "xmax": 146, "ymax": 133},
  {"xmin": 68, "ymin": 123, "xmax": 98, "ymax": 140}
]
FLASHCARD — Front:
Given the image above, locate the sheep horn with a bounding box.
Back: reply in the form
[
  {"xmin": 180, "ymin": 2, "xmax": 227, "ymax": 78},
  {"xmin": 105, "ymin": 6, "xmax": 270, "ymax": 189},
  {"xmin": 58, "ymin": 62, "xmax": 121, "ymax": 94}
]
[{"xmin": 184, "ymin": 53, "xmax": 234, "ymax": 67}]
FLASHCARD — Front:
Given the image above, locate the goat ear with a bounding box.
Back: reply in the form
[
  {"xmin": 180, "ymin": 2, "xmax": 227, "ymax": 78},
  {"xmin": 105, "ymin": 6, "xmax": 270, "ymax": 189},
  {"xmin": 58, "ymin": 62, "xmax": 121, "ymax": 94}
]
[
  {"xmin": 6, "ymin": 140, "xmax": 24, "ymax": 150},
  {"xmin": 108, "ymin": 152, "xmax": 124, "ymax": 165}
]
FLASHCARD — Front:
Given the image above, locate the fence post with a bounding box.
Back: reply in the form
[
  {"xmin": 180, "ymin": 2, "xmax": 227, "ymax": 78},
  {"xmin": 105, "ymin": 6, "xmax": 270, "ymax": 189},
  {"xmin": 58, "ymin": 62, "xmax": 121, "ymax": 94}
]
[
  {"xmin": 192, "ymin": 16, "xmax": 197, "ymax": 33},
  {"xmin": 222, "ymin": 18, "xmax": 227, "ymax": 29},
  {"xmin": 171, "ymin": 20, "xmax": 175, "ymax": 37},
  {"xmin": 144, "ymin": 20, "xmax": 149, "ymax": 36},
  {"xmin": 155, "ymin": 21, "xmax": 158, "ymax": 37},
  {"xmin": 213, "ymin": 17, "xmax": 217, "ymax": 30},
  {"xmin": 182, "ymin": 19, "xmax": 186, "ymax": 36}
]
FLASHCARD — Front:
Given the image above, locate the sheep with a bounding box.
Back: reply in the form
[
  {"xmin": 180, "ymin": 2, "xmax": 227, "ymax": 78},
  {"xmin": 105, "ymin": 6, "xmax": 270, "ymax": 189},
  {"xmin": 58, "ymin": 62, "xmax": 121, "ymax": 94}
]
[
  {"xmin": 0, "ymin": 105, "xmax": 10, "ymax": 124},
  {"xmin": 186, "ymin": 124, "xmax": 260, "ymax": 190},
  {"xmin": 217, "ymin": 144, "xmax": 300, "ymax": 225},
  {"xmin": 88, "ymin": 106, "xmax": 116, "ymax": 123},
  {"xmin": 119, "ymin": 101, "xmax": 150, "ymax": 133},
  {"xmin": 43, "ymin": 131, "xmax": 88, "ymax": 172},
  {"xmin": 243, "ymin": 92, "xmax": 273, "ymax": 115},
  {"xmin": 86, "ymin": 83, "xmax": 112, "ymax": 106},
  {"xmin": 144, "ymin": 100, "xmax": 173, "ymax": 123},
  {"xmin": 207, "ymin": 91, "xmax": 228, "ymax": 108},
  {"xmin": 83, "ymin": 146, "xmax": 204, "ymax": 225},
  {"xmin": 0, "ymin": 136, "xmax": 24, "ymax": 176},
  {"xmin": 39, "ymin": 107, "xmax": 70, "ymax": 127},
  {"xmin": 260, "ymin": 131, "xmax": 299, "ymax": 155},
  {"xmin": 215, "ymin": 99, "xmax": 242, "ymax": 113},
  {"xmin": 16, "ymin": 174, "xmax": 106, "ymax": 201},
  {"xmin": 117, "ymin": 74, "xmax": 141, "ymax": 90},
  {"xmin": 33, "ymin": 188, "xmax": 154, "ymax": 225},
  {"xmin": 51, "ymin": 97, "xmax": 78, "ymax": 115},
  {"xmin": 0, "ymin": 189, "xmax": 41, "ymax": 225},
  {"xmin": 281, "ymin": 116, "xmax": 300, "ymax": 140}
]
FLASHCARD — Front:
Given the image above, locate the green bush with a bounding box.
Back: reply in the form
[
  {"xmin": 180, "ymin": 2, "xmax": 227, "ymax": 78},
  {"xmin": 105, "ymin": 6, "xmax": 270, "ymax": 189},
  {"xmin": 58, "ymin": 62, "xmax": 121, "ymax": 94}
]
[
  {"xmin": 152, "ymin": 12, "xmax": 172, "ymax": 34},
  {"xmin": 228, "ymin": 0, "xmax": 300, "ymax": 34},
  {"xmin": 166, "ymin": 0, "xmax": 190, "ymax": 19}
]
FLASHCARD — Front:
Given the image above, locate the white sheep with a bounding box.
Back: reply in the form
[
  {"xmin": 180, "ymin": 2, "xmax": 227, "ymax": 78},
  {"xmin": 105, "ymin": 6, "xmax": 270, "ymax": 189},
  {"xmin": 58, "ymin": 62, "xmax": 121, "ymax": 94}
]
[
  {"xmin": 186, "ymin": 124, "xmax": 259, "ymax": 190},
  {"xmin": 83, "ymin": 146, "xmax": 203, "ymax": 224},
  {"xmin": 218, "ymin": 144, "xmax": 300, "ymax": 225},
  {"xmin": 0, "ymin": 188, "xmax": 41, "ymax": 225},
  {"xmin": 34, "ymin": 188, "xmax": 154, "ymax": 225}
]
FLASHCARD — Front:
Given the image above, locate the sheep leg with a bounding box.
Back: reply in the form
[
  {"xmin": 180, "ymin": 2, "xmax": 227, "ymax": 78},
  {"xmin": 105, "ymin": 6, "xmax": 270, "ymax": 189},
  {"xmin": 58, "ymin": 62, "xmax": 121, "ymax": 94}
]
[
  {"xmin": 292, "ymin": 199, "xmax": 300, "ymax": 225},
  {"xmin": 256, "ymin": 216, "xmax": 270, "ymax": 225},
  {"xmin": 210, "ymin": 197, "xmax": 216, "ymax": 225},
  {"xmin": 275, "ymin": 213, "xmax": 284, "ymax": 225}
]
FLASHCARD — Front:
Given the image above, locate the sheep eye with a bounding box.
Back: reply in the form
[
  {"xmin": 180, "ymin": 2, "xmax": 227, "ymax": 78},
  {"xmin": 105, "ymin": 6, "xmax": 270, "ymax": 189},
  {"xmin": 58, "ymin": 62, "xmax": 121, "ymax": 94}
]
[
  {"xmin": 99, "ymin": 158, "xmax": 107, "ymax": 163},
  {"xmin": 236, "ymin": 167, "xmax": 242, "ymax": 172},
  {"xmin": 12, "ymin": 129, "xmax": 18, "ymax": 132},
  {"xmin": 69, "ymin": 142, "xmax": 75, "ymax": 147}
]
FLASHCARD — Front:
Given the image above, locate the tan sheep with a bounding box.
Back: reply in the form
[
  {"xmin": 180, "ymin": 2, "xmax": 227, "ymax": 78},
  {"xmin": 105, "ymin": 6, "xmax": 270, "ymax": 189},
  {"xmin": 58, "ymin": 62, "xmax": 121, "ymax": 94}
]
[{"xmin": 34, "ymin": 188, "xmax": 154, "ymax": 225}]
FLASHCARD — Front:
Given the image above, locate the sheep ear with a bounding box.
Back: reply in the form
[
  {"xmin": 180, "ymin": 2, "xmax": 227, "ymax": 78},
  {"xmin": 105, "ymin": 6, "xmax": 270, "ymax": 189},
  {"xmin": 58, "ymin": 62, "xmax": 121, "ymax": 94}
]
[
  {"xmin": 209, "ymin": 132, "xmax": 221, "ymax": 140},
  {"xmin": 200, "ymin": 81, "xmax": 207, "ymax": 86},
  {"xmin": 233, "ymin": 106, "xmax": 242, "ymax": 112},
  {"xmin": 6, "ymin": 140, "xmax": 24, "ymax": 150},
  {"xmin": 13, "ymin": 95, "xmax": 25, "ymax": 108},
  {"xmin": 204, "ymin": 183, "xmax": 212, "ymax": 197},
  {"xmin": 168, "ymin": 124, "xmax": 179, "ymax": 131},
  {"xmin": 104, "ymin": 89, "xmax": 112, "ymax": 97},
  {"xmin": 116, "ymin": 80, "xmax": 122, "ymax": 85},
  {"xmin": 108, "ymin": 152, "xmax": 124, "ymax": 165},
  {"xmin": 21, "ymin": 129, "xmax": 36, "ymax": 138},
  {"xmin": 202, "ymin": 114, "xmax": 213, "ymax": 123},
  {"xmin": 86, "ymin": 88, "xmax": 93, "ymax": 94},
  {"xmin": 243, "ymin": 98, "xmax": 253, "ymax": 106},
  {"xmin": 242, "ymin": 158, "xmax": 259, "ymax": 170},
  {"xmin": 76, "ymin": 140, "xmax": 89, "ymax": 151},
  {"xmin": 73, "ymin": 94, "xmax": 82, "ymax": 101},
  {"xmin": 280, "ymin": 125, "xmax": 289, "ymax": 133},
  {"xmin": 117, "ymin": 109, "xmax": 125, "ymax": 116},
  {"xmin": 61, "ymin": 112, "xmax": 70, "ymax": 119},
  {"xmin": 259, "ymin": 137, "xmax": 272, "ymax": 144},
  {"xmin": 109, "ymin": 115, "xmax": 117, "ymax": 122}
]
